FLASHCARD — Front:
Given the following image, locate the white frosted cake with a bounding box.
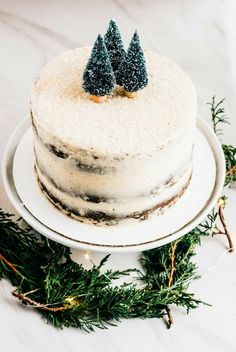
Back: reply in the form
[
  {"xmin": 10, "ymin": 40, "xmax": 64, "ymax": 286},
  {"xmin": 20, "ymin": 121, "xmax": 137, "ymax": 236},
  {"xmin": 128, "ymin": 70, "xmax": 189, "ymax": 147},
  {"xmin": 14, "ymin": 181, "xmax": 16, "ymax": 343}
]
[{"xmin": 30, "ymin": 47, "xmax": 197, "ymax": 225}]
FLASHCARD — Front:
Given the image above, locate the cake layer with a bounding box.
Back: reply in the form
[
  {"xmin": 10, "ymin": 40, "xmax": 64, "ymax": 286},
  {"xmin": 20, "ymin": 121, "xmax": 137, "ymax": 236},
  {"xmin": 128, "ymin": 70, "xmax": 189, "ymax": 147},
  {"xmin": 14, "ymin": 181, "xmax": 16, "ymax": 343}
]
[
  {"xmin": 32, "ymin": 118, "xmax": 194, "ymax": 199},
  {"xmin": 35, "ymin": 163, "xmax": 192, "ymax": 224}
]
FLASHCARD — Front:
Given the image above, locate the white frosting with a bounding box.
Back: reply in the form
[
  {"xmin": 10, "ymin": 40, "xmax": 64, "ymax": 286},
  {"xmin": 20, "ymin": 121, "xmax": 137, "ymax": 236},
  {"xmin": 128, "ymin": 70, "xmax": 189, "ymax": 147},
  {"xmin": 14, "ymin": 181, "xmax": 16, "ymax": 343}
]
[
  {"xmin": 31, "ymin": 47, "xmax": 197, "ymax": 156},
  {"xmin": 31, "ymin": 46, "xmax": 197, "ymax": 224}
]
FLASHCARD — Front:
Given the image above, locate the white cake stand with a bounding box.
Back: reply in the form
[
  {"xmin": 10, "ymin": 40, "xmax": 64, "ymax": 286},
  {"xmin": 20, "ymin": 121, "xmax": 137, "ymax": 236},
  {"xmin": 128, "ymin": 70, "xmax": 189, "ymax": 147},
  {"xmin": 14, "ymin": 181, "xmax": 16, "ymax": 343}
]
[{"xmin": 2, "ymin": 117, "xmax": 225, "ymax": 270}]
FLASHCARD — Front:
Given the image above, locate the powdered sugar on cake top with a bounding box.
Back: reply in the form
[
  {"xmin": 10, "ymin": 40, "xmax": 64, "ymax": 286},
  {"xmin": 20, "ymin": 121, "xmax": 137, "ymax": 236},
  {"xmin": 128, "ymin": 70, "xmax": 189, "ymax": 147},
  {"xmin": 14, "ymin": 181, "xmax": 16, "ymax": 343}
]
[{"xmin": 31, "ymin": 47, "xmax": 197, "ymax": 156}]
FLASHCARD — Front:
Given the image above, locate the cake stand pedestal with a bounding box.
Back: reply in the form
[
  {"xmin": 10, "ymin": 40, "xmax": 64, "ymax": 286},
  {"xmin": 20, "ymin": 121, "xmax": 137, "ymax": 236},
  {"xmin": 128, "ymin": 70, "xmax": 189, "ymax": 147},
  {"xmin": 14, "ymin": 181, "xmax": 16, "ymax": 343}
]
[{"xmin": 2, "ymin": 117, "xmax": 225, "ymax": 271}]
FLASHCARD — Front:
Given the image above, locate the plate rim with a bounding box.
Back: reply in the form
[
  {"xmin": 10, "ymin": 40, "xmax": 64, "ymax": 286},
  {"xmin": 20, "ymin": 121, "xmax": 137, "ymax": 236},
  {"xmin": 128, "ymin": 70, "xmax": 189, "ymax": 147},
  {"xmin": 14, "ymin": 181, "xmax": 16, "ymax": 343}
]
[{"xmin": 2, "ymin": 117, "xmax": 225, "ymax": 253}]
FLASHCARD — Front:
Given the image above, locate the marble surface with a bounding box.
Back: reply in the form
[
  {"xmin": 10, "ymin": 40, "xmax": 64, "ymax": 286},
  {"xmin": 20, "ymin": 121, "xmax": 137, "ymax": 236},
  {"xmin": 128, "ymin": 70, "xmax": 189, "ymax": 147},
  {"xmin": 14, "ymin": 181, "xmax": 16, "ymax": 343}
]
[{"xmin": 0, "ymin": 1, "xmax": 236, "ymax": 351}]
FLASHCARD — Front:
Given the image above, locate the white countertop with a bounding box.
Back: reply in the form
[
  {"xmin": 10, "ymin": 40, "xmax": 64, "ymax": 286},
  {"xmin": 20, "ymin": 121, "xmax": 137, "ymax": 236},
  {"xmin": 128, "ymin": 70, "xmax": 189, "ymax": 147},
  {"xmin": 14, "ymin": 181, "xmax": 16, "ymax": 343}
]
[{"xmin": 0, "ymin": 1, "xmax": 236, "ymax": 351}]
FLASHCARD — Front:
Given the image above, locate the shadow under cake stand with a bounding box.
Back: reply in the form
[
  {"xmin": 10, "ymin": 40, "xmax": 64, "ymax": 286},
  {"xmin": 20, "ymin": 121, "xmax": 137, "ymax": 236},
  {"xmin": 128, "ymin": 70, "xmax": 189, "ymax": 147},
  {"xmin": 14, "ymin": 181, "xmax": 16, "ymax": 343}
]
[{"xmin": 2, "ymin": 117, "xmax": 225, "ymax": 271}]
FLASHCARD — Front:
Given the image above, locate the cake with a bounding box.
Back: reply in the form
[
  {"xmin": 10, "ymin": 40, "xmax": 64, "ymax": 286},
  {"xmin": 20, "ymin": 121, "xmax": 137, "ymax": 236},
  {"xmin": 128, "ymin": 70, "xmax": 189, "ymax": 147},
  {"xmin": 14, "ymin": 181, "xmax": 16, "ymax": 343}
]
[{"xmin": 30, "ymin": 38, "xmax": 197, "ymax": 226}]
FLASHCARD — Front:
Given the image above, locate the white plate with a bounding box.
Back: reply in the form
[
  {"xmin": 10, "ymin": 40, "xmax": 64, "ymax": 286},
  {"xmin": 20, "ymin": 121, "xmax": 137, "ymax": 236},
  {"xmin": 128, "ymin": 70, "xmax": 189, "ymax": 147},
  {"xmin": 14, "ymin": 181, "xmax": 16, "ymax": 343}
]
[{"xmin": 2, "ymin": 117, "xmax": 225, "ymax": 253}]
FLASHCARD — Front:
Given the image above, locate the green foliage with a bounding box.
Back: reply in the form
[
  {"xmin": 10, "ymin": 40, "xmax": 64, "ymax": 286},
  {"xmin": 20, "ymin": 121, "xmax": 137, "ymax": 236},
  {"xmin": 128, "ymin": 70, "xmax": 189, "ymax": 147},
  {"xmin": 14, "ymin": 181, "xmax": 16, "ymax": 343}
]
[
  {"xmin": 0, "ymin": 210, "xmax": 69, "ymax": 293},
  {"xmin": 208, "ymin": 96, "xmax": 229, "ymax": 135},
  {"xmin": 0, "ymin": 97, "xmax": 235, "ymax": 332},
  {"xmin": 83, "ymin": 35, "xmax": 115, "ymax": 96},
  {"xmin": 0, "ymin": 210, "xmax": 208, "ymax": 331},
  {"xmin": 208, "ymin": 96, "xmax": 236, "ymax": 187},
  {"xmin": 104, "ymin": 19, "xmax": 126, "ymax": 78},
  {"xmin": 116, "ymin": 31, "xmax": 148, "ymax": 92},
  {"xmin": 222, "ymin": 144, "xmax": 236, "ymax": 186}
]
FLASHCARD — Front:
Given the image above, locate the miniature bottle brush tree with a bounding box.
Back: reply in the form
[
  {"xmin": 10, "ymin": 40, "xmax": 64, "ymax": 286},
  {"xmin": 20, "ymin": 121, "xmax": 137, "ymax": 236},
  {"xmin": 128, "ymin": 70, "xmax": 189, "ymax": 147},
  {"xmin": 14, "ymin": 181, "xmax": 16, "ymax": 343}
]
[
  {"xmin": 82, "ymin": 34, "xmax": 115, "ymax": 103},
  {"xmin": 83, "ymin": 20, "xmax": 148, "ymax": 102},
  {"xmin": 104, "ymin": 19, "xmax": 126, "ymax": 79},
  {"xmin": 116, "ymin": 30, "xmax": 148, "ymax": 98}
]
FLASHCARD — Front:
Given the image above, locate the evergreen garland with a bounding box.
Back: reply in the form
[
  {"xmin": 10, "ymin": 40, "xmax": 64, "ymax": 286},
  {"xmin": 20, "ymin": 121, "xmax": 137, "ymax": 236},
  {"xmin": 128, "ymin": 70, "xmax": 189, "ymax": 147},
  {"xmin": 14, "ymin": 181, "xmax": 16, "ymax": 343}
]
[
  {"xmin": 104, "ymin": 19, "xmax": 126, "ymax": 79},
  {"xmin": 0, "ymin": 98, "xmax": 235, "ymax": 332},
  {"xmin": 83, "ymin": 35, "xmax": 115, "ymax": 97},
  {"xmin": 116, "ymin": 31, "xmax": 148, "ymax": 93}
]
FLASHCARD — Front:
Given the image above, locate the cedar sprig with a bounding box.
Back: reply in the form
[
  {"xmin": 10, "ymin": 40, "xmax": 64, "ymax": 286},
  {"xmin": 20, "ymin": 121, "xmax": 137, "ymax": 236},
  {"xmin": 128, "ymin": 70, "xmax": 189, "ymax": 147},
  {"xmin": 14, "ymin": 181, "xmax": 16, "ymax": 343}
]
[
  {"xmin": 208, "ymin": 96, "xmax": 229, "ymax": 135},
  {"xmin": 0, "ymin": 210, "xmax": 207, "ymax": 331},
  {"xmin": 222, "ymin": 144, "xmax": 236, "ymax": 186},
  {"xmin": 208, "ymin": 96, "xmax": 236, "ymax": 186}
]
